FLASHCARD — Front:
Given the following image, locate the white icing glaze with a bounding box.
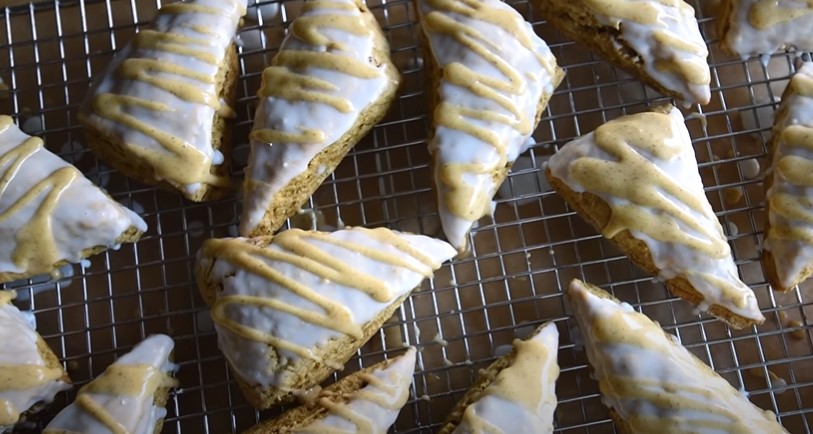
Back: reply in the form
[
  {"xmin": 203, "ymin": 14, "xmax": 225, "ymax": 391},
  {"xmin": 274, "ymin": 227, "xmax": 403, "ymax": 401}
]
[
  {"xmin": 722, "ymin": 0, "xmax": 813, "ymax": 58},
  {"xmin": 568, "ymin": 279, "xmax": 787, "ymax": 433},
  {"xmin": 0, "ymin": 116, "xmax": 146, "ymax": 278},
  {"xmin": 78, "ymin": 0, "xmax": 245, "ymax": 198},
  {"xmin": 0, "ymin": 297, "xmax": 70, "ymax": 431},
  {"xmin": 547, "ymin": 107, "xmax": 763, "ymax": 322},
  {"xmin": 453, "ymin": 322, "xmax": 558, "ymax": 434},
  {"xmin": 197, "ymin": 228, "xmax": 455, "ymax": 388},
  {"xmin": 419, "ymin": 0, "xmax": 560, "ymax": 251},
  {"xmin": 44, "ymin": 334, "xmax": 177, "ymax": 434},
  {"xmin": 241, "ymin": 0, "xmax": 396, "ymax": 236}
]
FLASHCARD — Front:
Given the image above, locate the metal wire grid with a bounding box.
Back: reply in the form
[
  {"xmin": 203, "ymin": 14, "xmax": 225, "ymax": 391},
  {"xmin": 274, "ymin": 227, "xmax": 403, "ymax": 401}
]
[{"xmin": 0, "ymin": 0, "xmax": 812, "ymax": 432}]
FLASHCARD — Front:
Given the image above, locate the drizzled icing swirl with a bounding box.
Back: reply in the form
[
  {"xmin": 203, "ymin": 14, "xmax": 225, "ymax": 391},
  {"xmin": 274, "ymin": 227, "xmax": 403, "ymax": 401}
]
[
  {"xmin": 722, "ymin": 0, "xmax": 813, "ymax": 57},
  {"xmin": 748, "ymin": 0, "xmax": 813, "ymax": 29}
]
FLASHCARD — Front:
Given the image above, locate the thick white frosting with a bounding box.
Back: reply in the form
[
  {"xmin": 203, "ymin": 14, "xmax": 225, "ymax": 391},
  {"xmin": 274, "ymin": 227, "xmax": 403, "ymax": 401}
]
[
  {"xmin": 419, "ymin": 0, "xmax": 561, "ymax": 251},
  {"xmin": 44, "ymin": 334, "xmax": 177, "ymax": 434},
  {"xmin": 0, "ymin": 116, "xmax": 146, "ymax": 277},
  {"xmin": 0, "ymin": 297, "xmax": 70, "ymax": 431},
  {"xmin": 568, "ymin": 279, "xmax": 787, "ymax": 433},
  {"xmin": 453, "ymin": 322, "xmax": 558, "ymax": 434},
  {"xmin": 722, "ymin": 0, "xmax": 813, "ymax": 58},
  {"xmin": 547, "ymin": 107, "xmax": 763, "ymax": 323},
  {"xmin": 198, "ymin": 228, "xmax": 455, "ymax": 387},
  {"xmin": 241, "ymin": 0, "xmax": 395, "ymax": 236}
]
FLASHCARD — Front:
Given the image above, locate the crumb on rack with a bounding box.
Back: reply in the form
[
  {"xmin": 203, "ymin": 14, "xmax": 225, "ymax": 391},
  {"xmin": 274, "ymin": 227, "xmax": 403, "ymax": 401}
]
[
  {"xmin": 787, "ymin": 320, "xmax": 806, "ymax": 340},
  {"xmin": 433, "ymin": 333, "xmax": 448, "ymax": 347},
  {"xmin": 723, "ymin": 187, "xmax": 743, "ymax": 205}
]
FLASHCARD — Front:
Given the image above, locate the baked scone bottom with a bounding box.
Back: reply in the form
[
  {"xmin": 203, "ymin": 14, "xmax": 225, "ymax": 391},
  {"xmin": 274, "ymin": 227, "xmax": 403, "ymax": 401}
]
[
  {"xmin": 44, "ymin": 334, "xmax": 178, "ymax": 434},
  {"xmin": 0, "ymin": 116, "xmax": 146, "ymax": 282},
  {"xmin": 0, "ymin": 292, "xmax": 70, "ymax": 430},
  {"xmin": 568, "ymin": 279, "xmax": 788, "ymax": 434},
  {"xmin": 764, "ymin": 62, "xmax": 813, "ymax": 291},
  {"xmin": 721, "ymin": 0, "xmax": 813, "ymax": 58},
  {"xmin": 196, "ymin": 228, "xmax": 455, "ymax": 400},
  {"xmin": 419, "ymin": 0, "xmax": 564, "ymax": 251},
  {"xmin": 547, "ymin": 106, "xmax": 763, "ymax": 325},
  {"xmin": 241, "ymin": 0, "xmax": 399, "ymax": 237}
]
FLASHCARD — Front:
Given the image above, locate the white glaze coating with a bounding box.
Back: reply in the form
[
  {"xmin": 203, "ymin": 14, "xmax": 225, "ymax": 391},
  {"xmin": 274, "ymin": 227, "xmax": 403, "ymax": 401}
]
[
  {"xmin": 198, "ymin": 228, "xmax": 455, "ymax": 387},
  {"xmin": 547, "ymin": 107, "xmax": 763, "ymax": 322},
  {"xmin": 419, "ymin": 0, "xmax": 561, "ymax": 251},
  {"xmin": 568, "ymin": 279, "xmax": 787, "ymax": 433},
  {"xmin": 44, "ymin": 334, "xmax": 177, "ymax": 434},
  {"xmin": 295, "ymin": 348, "xmax": 416, "ymax": 433},
  {"xmin": 453, "ymin": 322, "xmax": 558, "ymax": 434},
  {"xmin": 722, "ymin": 0, "xmax": 813, "ymax": 58},
  {"xmin": 78, "ymin": 0, "xmax": 245, "ymax": 197},
  {"xmin": 0, "ymin": 297, "xmax": 70, "ymax": 431},
  {"xmin": 0, "ymin": 116, "xmax": 146, "ymax": 277},
  {"xmin": 241, "ymin": 0, "xmax": 395, "ymax": 236},
  {"xmin": 764, "ymin": 62, "xmax": 813, "ymax": 289}
]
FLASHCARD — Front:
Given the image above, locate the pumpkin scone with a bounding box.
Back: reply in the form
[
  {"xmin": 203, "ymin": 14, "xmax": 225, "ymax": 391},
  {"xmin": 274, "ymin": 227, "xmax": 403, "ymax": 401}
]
[{"xmin": 719, "ymin": 0, "xmax": 813, "ymax": 58}]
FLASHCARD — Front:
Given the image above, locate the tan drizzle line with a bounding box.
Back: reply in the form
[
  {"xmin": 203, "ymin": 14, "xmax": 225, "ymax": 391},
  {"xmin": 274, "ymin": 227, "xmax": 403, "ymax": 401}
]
[
  {"xmin": 254, "ymin": 0, "xmax": 381, "ymax": 145},
  {"xmin": 770, "ymin": 112, "xmax": 813, "ymax": 243},
  {"xmin": 568, "ymin": 111, "xmax": 729, "ymax": 258},
  {"xmin": 583, "ymin": 0, "xmax": 690, "ymax": 25},
  {"xmin": 0, "ymin": 365, "xmax": 64, "ymax": 391},
  {"xmin": 75, "ymin": 395, "xmax": 128, "ymax": 434},
  {"xmin": 0, "ymin": 290, "xmax": 13, "ymax": 305},
  {"xmin": 206, "ymin": 228, "xmax": 437, "ymax": 359},
  {"xmin": 749, "ymin": 0, "xmax": 813, "ymax": 29},
  {"xmin": 459, "ymin": 406, "xmax": 504, "ymax": 434}
]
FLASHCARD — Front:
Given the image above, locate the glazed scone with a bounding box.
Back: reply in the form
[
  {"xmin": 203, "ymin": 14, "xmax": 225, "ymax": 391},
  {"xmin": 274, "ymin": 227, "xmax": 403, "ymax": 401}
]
[
  {"xmin": 439, "ymin": 322, "xmax": 559, "ymax": 434},
  {"xmin": 532, "ymin": 0, "xmax": 710, "ymax": 105},
  {"xmin": 241, "ymin": 0, "xmax": 400, "ymax": 237},
  {"xmin": 0, "ymin": 115, "xmax": 146, "ymax": 284},
  {"xmin": 763, "ymin": 62, "xmax": 813, "ymax": 291},
  {"xmin": 78, "ymin": 0, "xmax": 245, "ymax": 202},
  {"xmin": 195, "ymin": 227, "xmax": 455, "ymax": 409},
  {"xmin": 720, "ymin": 0, "xmax": 813, "ymax": 58},
  {"xmin": 546, "ymin": 106, "xmax": 764, "ymax": 328},
  {"xmin": 244, "ymin": 348, "xmax": 416, "ymax": 434},
  {"xmin": 568, "ymin": 279, "xmax": 788, "ymax": 434},
  {"xmin": 419, "ymin": 0, "xmax": 565, "ymax": 252},
  {"xmin": 43, "ymin": 334, "xmax": 178, "ymax": 434},
  {"xmin": 0, "ymin": 291, "xmax": 71, "ymax": 432}
]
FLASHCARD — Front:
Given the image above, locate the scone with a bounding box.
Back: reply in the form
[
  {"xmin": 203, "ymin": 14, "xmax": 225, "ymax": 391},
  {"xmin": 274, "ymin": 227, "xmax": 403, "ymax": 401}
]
[
  {"xmin": 0, "ymin": 115, "xmax": 146, "ymax": 284},
  {"xmin": 78, "ymin": 0, "xmax": 245, "ymax": 202},
  {"xmin": 418, "ymin": 0, "xmax": 565, "ymax": 252},
  {"xmin": 719, "ymin": 0, "xmax": 813, "ymax": 58},
  {"xmin": 568, "ymin": 279, "xmax": 788, "ymax": 434},
  {"xmin": 244, "ymin": 347, "xmax": 416, "ymax": 434},
  {"xmin": 195, "ymin": 227, "xmax": 455, "ymax": 409},
  {"xmin": 0, "ymin": 290, "xmax": 71, "ymax": 432},
  {"xmin": 240, "ymin": 0, "xmax": 400, "ymax": 237},
  {"xmin": 763, "ymin": 62, "xmax": 813, "ymax": 291},
  {"xmin": 532, "ymin": 0, "xmax": 710, "ymax": 105},
  {"xmin": 43, "ymin": 334, "xmax": 178, "ymax": 434},
  {"xmin": 546, "ymin": 105, "xmax": 764, "ymax": 328},
  {"xmin": 439, "ymin": 322, "xmax": 559, "ymax": 434}
]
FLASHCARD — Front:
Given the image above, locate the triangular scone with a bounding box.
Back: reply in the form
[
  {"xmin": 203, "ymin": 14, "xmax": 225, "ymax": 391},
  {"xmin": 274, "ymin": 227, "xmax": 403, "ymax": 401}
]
[
  {"xmin": 532, "ymin": 0, "xmax": 710, "ymax": 105},
  {"xmin": 43, "ymin": 334, "xmax": 178, "ymax": 434},
  {"xmin": 78, "ymin": 0, "xmax": 245, "ymax": 202},
  {"xmin": 439, "ymin": 322, "xmax": 559, "ymax": 434},
  {"xmin": 763, "ymin": 62, "xmax": 813, "ymax": 291},
  {"xmin": 0, "ymin": 115, "xmax": 146, "ymax": 284},
  {"xmin": 244, "ymin": 348, "xmax": 416, "ymax": 434},
  {"xmin": 418, "ymin": 0, "xmax": 565, "ymax": 252},
  {"xmin": 568, "ymin": 279, "xmax": 788, "ymax": 433},
  {"xmin": 240, "ymin": 0, "xmax": 400, "ymax": 237},
  {"xmin": 720, "ymin": 0, "xmax": 813, "ymax": 58},
  {"xmin": 0, "ymin": 291, "xmax": 71, "ymax": 431},
  {"xmin": 195, "ymin": 227, "xmax": 455, "ymax": 409},
  {"xmin": 546, "ymin": 106, "xmax": 764, "ymax": 327}
]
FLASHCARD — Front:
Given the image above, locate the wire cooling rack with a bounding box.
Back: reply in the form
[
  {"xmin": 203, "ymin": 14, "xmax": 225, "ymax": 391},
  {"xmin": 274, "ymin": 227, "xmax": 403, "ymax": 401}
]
[{"xmin": 1, "ymin": 0, "xmax": 812, "ymax": 432}]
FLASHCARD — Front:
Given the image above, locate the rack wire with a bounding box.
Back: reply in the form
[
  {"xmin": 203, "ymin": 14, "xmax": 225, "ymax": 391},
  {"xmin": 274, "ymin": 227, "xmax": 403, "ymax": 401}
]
[{"xmin": 0, "ymin": 0, "xmax": 811, "ymax": 432}]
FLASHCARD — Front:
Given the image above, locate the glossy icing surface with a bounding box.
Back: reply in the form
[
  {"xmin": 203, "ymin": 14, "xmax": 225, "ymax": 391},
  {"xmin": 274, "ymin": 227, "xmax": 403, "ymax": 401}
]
[
  {"xmin": 241, "ymin": 0, "xmax": 396, "ymax": 236},
  {"xmin": 568, "ymin": 279, "xmax": 787, "ymax": 433},
  {"xmin": 0, "ymin": 116, "xmax": 146, "ymax": 278},
  {"xmin": 547, "ymin": 107, "xmax": 763, "ymax": 323},
  {"xmin": 723, "ymin": 0, "xmax": 813, "ymax": 57},
  {"xmin": 419, "ymin": 0, "xmax": 561, "ymax": 250},
  {"xmin": 79, "ymin": 0, "xmax": 245, "ymax": 198},
  {"xmin": 197, "ymin": 227, "xmax": 455, "ymax": 388}
]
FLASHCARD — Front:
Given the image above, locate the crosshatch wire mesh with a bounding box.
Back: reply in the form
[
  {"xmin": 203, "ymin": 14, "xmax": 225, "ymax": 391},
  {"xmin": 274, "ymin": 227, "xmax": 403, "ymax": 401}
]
[{"xmin": 0, "ymin": 0, "xmax": 812, "ymax": 432}]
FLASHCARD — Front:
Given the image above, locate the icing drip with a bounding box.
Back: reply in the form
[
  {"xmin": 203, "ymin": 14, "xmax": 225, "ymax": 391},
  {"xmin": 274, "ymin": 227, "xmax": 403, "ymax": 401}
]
[
  {"xmin": 568, "ymin": 279, "xmax": 787, "ymax": 434},
  {"xmin": 722, "ymin": 0, "xmax": 813, "ymax": 57}
]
